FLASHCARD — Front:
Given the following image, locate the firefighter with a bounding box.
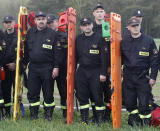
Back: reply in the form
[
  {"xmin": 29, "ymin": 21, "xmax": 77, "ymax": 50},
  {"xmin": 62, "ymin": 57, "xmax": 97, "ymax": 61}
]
[
  {"xmin": 121, "ymin": 17, "xmax": 159, "ymax": 126},
  {"xmin": 47, "ymin": 14, "xmax": 67, "ymax": 118},
  {"xmin": 2, "ymin": 15, "xmax": 17, "ymax": 118},
  {"xmin": 0, "ymin": 30, "xmax": 5, "ymax": 120},
  {"xmin": 23, "ymin": 11, "xmax": 61, "ymax": 121},
  {"xmin": 122, "ymin": 10, "xmax": 159, "ymax": 110},
  {"xmin": 92, "ymin": 3, "xmax": 111, "ymax": 122},
  {"xmin": 75, "ymin": 18, "xmax": 109, "ymax": 125},
  {"xmin": 122, "ymin": 10, "xmax": 144, "ymax": 108}
]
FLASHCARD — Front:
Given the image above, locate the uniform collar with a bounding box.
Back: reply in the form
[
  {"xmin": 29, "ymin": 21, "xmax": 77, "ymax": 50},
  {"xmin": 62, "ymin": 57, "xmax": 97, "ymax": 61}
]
[
  {"xmin": 81, "ymin": 32, "xmax": 95, "ymax": 38},
  {"xmin": 131, "ymin": 33, "xmax": 143, "ymax": 41},
  {"xmin": 34, "ymin": 26, "xmax": 48, "ymax": 33},
  {"xmin": 5, "ymin": 28, "xmax": 16, "ymax": 35},
  {"xmin": 93, "ymin": 21, "xmax": 102, "ymax": 28}
]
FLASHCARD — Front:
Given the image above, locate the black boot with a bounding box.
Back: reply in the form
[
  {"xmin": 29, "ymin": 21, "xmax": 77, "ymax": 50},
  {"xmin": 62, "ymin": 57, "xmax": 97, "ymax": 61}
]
[
  {"xmin": 44, "ymin": 107, "xmax": 54, "ymax": 121},
  {"xmin": 90, "ymin": 106, "xmax": 97, "ymax": 123},
  {"xmin": 80, "ymin": 108, "xmax": 89, "ymax": 125},
  {"xmin": 103, "ymin": 106, "xmax": 111, "ymax": 122},
  {"xmin": 0, "ymin": 107, "xmax": 4, "ymax": 121},
  {"xmin": 5, "ymin": 106, "xmax": 11, "ymax": 118},
  {"xmin": 30, "ymin": 106, "xmax": 39, "ymax": 120},
  {"xmin": 128, "ymin": 113, "xmax": 141, "ymax": 126},
  {"xmin": 96, "ymin": 110, "xmax": 105, "ymax": 126},
  {"xmin": 62, "ymin": 109, "xmax": 67, "ymax": 118}
]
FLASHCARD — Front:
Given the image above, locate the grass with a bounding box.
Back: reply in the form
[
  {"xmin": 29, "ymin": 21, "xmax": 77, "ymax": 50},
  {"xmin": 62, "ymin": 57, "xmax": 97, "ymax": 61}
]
[{"xmin": 1, "ymin": 39, "xmax": 160, "ymax": 131}]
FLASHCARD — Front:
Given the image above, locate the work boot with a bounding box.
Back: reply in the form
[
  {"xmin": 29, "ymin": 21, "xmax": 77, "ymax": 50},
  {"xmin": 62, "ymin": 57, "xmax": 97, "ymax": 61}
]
[
  {"xmin": 5, "ymin": 106, "xmax": 11, "ymax": 118},
  {"xmin": 29, "ymin": 106, "xmax": 39, "ymax": 120},
  {"xmin": 62, "ymin": 109, "xmax": 67, "ymax": 118},
  {"xmin": 44, "ymin": 107, "xmax": 54, "ymax": 121},
  {"xmin": 90, "ymin": 106, "xmax": 97, "ymax": 123},
  {"xmin": 96, "ymin": 110, "xmax": 105, "ymax": 126},
  {"xmin": 80, "ymin": 108, "xmax": 89, "ymax": 125},
  {"xmin": 103, "ymin": 106, "xmax": 111, "ymax": 122},
  {"xmin": 128, "ymin": 113, "xmax": 141, "ymax": 127},
  {"xmin": 0, "ymin": 107, "xmax": 4, "ymax": 121}
]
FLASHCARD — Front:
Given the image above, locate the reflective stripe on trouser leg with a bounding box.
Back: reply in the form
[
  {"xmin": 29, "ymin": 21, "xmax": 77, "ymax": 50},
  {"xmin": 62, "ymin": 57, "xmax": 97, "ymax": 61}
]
[
  {"xmin": 4, "ymin": 102, "xmax": 12, "ymax": 107},
  {"xmin": 80, "ymin": 104, "xmax": 90, "ymax": 110},
  {"xmin": 30, "ymin": 101, "xmax": 40, "ymax": 107},
  {"xmin": 44, "ymin": 102, "xmax": 55, "ymax": 107},
  {"xmin": 139, "ymin": 113, "xmax": 151, "ymax": 119},
  {"xmin": 128, "ymin": 109, "xmax": 138, "ymax": 115},
  {"xmin": 95, "ymin": 106, "xmax": 106, "ymax": 111},
  {"xmin": 0, "ymin": 99, "xmax": 4, "ymax": 104}
]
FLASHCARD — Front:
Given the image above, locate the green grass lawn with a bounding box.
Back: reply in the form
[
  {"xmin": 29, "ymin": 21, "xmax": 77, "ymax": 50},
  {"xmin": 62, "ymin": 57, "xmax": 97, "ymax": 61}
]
[{"xmin": 1, "ymin": 39, "xmax": 160, "ymax": 131}]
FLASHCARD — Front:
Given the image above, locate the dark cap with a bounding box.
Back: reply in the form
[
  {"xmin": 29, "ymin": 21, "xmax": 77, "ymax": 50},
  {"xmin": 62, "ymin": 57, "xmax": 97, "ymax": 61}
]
[
  {"xmin": 47, "ymin": 14, "xmax": 56, "ymax": 23},
  {"xmin": 128, "ymin": 17, "xmax": 140, "ymax": 26},
  {"xmin": 132, "ymin": 10, "xmax": 143, "ymax": 17},
  {"xmin": 93, "ymin": 3, "xmax": 104, "ymax": 11},
  {"xmin": 80, "ymin": 18, "xmax": 92, "ymax": 26},
  {"xmin": 35, "ymin": 11, "xmax": 46, "ymax": 18},
  {"xmin": 3, "ymin": 15, "xmax": 14, "ymax": 23}
]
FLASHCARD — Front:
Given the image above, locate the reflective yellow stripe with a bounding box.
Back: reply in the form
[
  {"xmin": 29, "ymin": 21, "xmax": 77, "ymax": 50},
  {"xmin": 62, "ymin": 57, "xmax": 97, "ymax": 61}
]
[
  {"xmin": 91, "ymin": 102, "xmax": 95, "ymax": 106},
  {"xmin": 95, "ymin": 106, "xmax": 106, "ymax": 110},
  {"xmin": 0, "ymin": 46, "xmax": 2, "ymax": 51},
  {"xmin": 44, "ymin": 102, "xmax": 55, "ymax": 107},
  {"xmin": 0, "ymin": 99, "xmax": 4, "ymax": 104},
  {"xmin": 130, "ymin": 109, "xmax": 138, "ymax": 114},
  {"xmin": 139, "ymin": 114, "xmax": 151, "ymax": 119},
  {"xmin": 5, "ymin": 102, "xmax": 12, "ymax": 107},
  {"xmin": 61, "ymin": 105, "xmax": 66, "ymax": 109},
  {"xmin": 80, "ymin": 104, "xmax": 90, "ymax": 109},
  {"xmin": 30, "ymin": 101, "xmax": 40, "ymax": 106},
  {"xmin": 149, "ymin": 104, "xmax": 152, "ymax": 107}
]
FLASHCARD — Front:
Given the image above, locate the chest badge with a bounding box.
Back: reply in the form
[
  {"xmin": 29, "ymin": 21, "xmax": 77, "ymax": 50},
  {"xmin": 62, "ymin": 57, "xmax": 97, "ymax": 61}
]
[{"xmin": 92, "ymin": 44, "xmax": 97, "ymax": 48}]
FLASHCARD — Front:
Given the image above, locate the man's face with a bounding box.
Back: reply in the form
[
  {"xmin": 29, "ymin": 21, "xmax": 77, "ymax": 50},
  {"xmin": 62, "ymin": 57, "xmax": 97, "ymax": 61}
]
[
  {"xmin": 80, "ymin": 23, "xmax": 93, "ymax": 34},
  {"xmin": 35, "ymin": 16, "xmax": 47, "ymax": 30},
  {"xmin": 3, "ymin": 21, "xmax": 15, "ymax": 31},
  {"xmin": 47, "ymin": 20, "xmax": 58, "ymax": 30},
  {"xmin": 93, "ymin": 8, "xmax": 105, "ymax": 21},
  {"xmin": 128, "ymin": 24, "xmax": 141, "ymax": 36}
]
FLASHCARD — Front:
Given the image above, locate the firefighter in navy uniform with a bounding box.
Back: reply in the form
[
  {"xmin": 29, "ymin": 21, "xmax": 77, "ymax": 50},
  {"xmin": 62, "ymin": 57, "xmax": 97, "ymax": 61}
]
[
  {"xmin": 23, "ymin": 11, "xmax": 61, "ymax": 121},
  {"xmin": 92, "ymin": 3, "xmax": 111, "ymax": 122},
  {"xmin": 0, "ymin": 30, "xmax": 5, "ymax": 120},
  {"xmin": 2, "ymin": 15, "xmax": 17, "ymax": 118},
  {"xmin": 122, "ymin": 10, "xmax": 159, "ymax": 110},
  {"xmin": 121, "ymin": 17, "xmax": 159, "ymax": 126},
  {"xmin": 47, "ymin": 14, "xmax": 67, "ymax": 118},
  {"xmin": 122, "ymin": 10, "xmax": 143, "ymax": 108},
  {"xmin": 75, "ymin": 18, "xmax": 109, "ymax": 125}
]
